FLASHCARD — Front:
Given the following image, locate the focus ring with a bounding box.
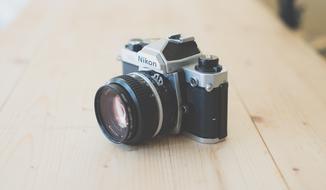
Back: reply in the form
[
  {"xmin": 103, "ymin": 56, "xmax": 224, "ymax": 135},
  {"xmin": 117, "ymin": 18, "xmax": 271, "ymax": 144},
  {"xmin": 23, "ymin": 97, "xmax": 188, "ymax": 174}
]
[
  {"xmin": 130, "ymin": 72, "xmax": 163, "ymax": 137},
  {"xmin": 138, "ymin": 71, "xmax": 178, "ymax": 135}
]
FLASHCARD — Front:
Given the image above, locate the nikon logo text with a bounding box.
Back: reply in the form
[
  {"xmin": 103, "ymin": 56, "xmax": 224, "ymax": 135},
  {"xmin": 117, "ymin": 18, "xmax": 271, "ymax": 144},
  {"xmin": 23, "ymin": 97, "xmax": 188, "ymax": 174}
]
[{"xmin": 138, "ymin": 56, "xmax": 157, "ymax": 67}]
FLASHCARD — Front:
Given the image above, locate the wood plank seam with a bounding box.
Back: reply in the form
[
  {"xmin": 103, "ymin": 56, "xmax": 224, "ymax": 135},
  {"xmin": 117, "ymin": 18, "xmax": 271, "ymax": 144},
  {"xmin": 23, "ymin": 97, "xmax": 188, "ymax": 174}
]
[
  {"xmin": 0, "ymin": 32, "xmax": 53, "ymax": 112},
  {"xmin": 0, "ymin": 64, "xmax": 29, "ymax": 111},
  {"xmin": 233, "ymin": 82, "xmax": 291, "ymax": 190},
  {"xmin": 0, "ymin": 0, "xmax": 67, "ymax": 111}
]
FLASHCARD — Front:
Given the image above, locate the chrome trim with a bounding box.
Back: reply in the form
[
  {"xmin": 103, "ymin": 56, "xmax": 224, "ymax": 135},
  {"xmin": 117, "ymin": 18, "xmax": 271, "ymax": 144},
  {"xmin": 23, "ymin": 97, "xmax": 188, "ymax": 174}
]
[
  {"xmin": 129, "ymin": 72, "xmax": 163, "ymax": 137},
  {"xmin": 168, "ymin": 72, "xmax": 183, "ymax": 134},
  {"xmin": 183, "ymin": 64, "xmax": 228, "ymax": 91},
  {"xmin": 120, "ymin": 35, "xmax": 202, "ymax": 74},
  {"xmin": 163, "ymin": 53, "xmax": 201, "ymax": 74},
  {"xmin": 183, "ymin": 132, "xmax": 225, "ymax": 144},
  {"xmin": 169, "ymin": 35, "xmax": 194, "ymax": 43}
]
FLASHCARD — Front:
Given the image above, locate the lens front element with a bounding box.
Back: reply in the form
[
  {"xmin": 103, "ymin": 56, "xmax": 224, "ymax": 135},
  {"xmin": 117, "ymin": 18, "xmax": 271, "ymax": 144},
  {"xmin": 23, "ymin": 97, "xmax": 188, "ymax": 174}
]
[
  {"xmin": 110, "ymin": 95, "xmax": 128, "ymax": 129},
  {"xmin": 99, "ymin": 86, "xmax": 130, "ymax": 140}
]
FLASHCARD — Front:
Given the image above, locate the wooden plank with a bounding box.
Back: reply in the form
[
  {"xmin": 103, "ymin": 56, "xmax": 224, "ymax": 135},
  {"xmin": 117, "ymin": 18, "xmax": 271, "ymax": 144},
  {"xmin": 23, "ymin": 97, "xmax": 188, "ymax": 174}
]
[
  {"xmin": 194, "ymin": 1, "xmax": 326, "ymax": 190},
  {"xmin": 0, "ymin": 93, "xmax": 288, "ymax": 190},
  {"xmin": 0, "ymin": 0, "xmax": 65, "ymax": 108},
  {"xmin": 0, "ymin": 0, "xmax": 289, "ymax": 189}
]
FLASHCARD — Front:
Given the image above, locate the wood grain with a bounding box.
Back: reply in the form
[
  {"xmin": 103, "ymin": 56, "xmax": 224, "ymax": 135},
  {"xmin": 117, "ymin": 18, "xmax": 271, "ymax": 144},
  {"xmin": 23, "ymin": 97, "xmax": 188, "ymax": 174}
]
[
  {"xmin": 0, "ymin": 0, "xmax": 66, "ymax": 108},
  {"xmin": 0, "ymin": 0, "xmax": 325, "ymax": 189}
]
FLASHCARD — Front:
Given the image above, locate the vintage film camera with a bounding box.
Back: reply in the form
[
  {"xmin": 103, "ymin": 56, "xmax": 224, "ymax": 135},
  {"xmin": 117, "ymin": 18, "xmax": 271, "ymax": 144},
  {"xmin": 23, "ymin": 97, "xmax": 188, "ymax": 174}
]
[{"xmin": 94, "ymin": 34, "xmax": 228, "ymax": 145}]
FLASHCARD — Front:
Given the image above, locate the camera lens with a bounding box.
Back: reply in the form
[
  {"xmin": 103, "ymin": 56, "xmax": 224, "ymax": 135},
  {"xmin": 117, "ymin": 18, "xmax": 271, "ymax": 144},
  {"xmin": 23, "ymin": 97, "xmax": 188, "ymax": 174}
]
[
  {"xmin": 95, "ymin": 71, "xmax": 177, "ymax": 144},
  {"xmin": 95, "ymin": 85, "xmax": 131, "ymax": 142}
]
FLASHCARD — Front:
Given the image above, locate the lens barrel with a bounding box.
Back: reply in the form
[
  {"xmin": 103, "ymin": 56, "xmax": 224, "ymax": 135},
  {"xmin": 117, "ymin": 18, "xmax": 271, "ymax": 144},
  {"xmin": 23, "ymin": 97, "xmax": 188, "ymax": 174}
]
[{"xmin": 94, "ymin": 71, "xmax": 177, "ymax": 145}]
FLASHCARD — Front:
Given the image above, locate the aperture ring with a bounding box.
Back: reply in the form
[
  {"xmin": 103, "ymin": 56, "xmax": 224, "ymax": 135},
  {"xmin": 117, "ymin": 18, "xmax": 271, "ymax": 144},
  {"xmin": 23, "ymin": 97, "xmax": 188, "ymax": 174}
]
[{"xmin": 129, "ymin": 72, "xmax": 163, "ymax": 137}]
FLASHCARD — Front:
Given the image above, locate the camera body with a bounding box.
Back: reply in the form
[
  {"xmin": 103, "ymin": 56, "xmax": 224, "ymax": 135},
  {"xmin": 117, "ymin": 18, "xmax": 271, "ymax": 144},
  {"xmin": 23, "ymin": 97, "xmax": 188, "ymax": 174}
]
[{"xmin": 119, "ymin": 34, "xmax": 228, "ymax": 143}]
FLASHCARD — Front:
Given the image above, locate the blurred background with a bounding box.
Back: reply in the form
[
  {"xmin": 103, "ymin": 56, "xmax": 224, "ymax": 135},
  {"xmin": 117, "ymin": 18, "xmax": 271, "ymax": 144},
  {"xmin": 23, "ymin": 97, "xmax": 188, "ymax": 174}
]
[
  {"xmin": 264, "ymin": 0, "xmax": 326, "ymax": 57},
  {"xmin": 3, "ymin": 0, "xmax": 324, "ymax": 57},
  {"xmin": 0, "ymin": 0, "xmax": 28, "ymax": 28}
]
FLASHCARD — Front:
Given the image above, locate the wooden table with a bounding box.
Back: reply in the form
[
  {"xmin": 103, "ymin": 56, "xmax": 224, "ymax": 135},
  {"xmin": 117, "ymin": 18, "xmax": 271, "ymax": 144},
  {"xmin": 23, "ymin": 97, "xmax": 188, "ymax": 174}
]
[{"xmin": 1, "ymin": 0, "xmax": 326, "ymax": 189}]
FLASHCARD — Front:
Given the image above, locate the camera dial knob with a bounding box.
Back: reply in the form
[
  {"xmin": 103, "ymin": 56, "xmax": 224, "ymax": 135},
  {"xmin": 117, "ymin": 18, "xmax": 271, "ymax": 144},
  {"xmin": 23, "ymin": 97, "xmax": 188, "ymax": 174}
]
[
  {"xmin": 196, "ymin": 55, "xmax": 222, "ymax": 73},
  {"xmin": 125, "ymin": 39, "xmax": 146, "ymax": 52},
  {"xmin": 168, "ymin": 34, "xmax": 181, "ymax": 40}
]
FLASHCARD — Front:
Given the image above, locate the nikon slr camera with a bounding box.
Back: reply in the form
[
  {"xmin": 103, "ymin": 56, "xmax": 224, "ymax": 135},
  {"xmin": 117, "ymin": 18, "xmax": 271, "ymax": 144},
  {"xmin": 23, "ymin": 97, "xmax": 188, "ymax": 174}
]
[{"xmin": 94, "ymin": 34, "xmax": 228, "ymax": 145}]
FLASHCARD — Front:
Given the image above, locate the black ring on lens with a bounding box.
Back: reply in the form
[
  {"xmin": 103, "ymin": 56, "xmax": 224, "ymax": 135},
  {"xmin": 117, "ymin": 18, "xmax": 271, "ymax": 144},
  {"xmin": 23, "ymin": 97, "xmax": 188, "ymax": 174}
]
[
  {"xmin": 95, "ymin": 75, "xmax": 160, "ymax": 144},
  {"xmin": 94, "ymin": 71, "xmax": 178, "ymax": 145},
  {"xmin": 134, "ymin": 71, "xmax": 178, "ymax": 135}
]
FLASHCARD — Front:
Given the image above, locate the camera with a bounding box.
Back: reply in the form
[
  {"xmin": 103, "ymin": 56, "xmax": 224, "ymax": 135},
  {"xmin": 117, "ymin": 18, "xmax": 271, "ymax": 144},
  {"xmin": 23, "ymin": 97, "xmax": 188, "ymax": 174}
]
[{"xmin": 94, "ymin": 34, "xmax": 228, "ymax": 145}]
